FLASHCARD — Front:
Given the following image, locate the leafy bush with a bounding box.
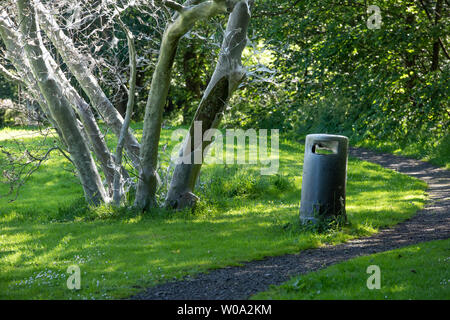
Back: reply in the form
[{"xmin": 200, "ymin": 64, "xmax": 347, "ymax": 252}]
[{"xmin": 224, "ymin": 0, "xmax": 449, "ymax": 167}]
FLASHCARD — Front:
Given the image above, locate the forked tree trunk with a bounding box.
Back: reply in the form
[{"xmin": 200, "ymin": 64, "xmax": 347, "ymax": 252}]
[
  {"xmin": 165, "ymin": 0, "xmax": 252, "ymax": 209},
  {"xmin": 17, "ymin": 0, "xmax": 107, "ymax": 204},
  {"xmin": 134, "ymin": 0, "xmax": 236, "ymax": 210}
]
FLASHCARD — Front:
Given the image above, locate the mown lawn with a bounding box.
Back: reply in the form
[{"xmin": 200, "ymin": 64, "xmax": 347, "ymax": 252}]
[
  {"xmin": 0, "ymin": 125, "xmax": 427, "ymax": 299},
  {"xmin": 252, "ymin": 239, "xmax": 450, "ymax": 300}
]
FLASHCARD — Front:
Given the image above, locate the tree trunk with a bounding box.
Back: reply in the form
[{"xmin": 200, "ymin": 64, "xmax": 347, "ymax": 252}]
[
  {"xmin": 165, "ymin": 0, "xmax": 252, "ymax": 209},
  {"xmin": 34, "ymin": 0, "xmax": 141, "ymax": 171},
  {"xmin": 134, "ymin": 0, "xmax": 234, "ymax": 210},
  {"xmin": 431, "ymin": 0, "xmax": 443, "ymax": 71},
  {"xmin": 17, "ymin": 0, "xmax": 107, "ymax": 205}
]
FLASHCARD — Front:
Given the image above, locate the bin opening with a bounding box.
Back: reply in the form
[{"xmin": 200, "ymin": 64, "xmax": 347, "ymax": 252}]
[{"xmin": 312, "ymin": 141, "xmax": 338, "ymax": 155}]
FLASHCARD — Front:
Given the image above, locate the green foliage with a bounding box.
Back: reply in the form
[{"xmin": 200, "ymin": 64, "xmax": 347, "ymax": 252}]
[
  {"xmin": 226, "ymin": 0, "xmax": 449, "ymax": 168},
  {"xmin": 164, "ymin": 19, "xmax": 223, "ymax": 124},
  {"xmin": 0, "ymin": 74, "xmax": 17, "ymax": 101},
  {"xmin": 0, "ymin": 74, "xmax": 18, "ymax": 128},
  {"xmin": 293, "ymin": 214, "xmax": 348, "ymax": 234},
  {"xmin": 253, "ymin": 239, "xmax": 450, "ymax": 300}
]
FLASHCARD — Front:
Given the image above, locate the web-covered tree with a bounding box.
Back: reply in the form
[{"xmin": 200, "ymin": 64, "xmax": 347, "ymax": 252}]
[{"xmin": 0, "ymin": 0, "xmax": 253, "ymax": 209}]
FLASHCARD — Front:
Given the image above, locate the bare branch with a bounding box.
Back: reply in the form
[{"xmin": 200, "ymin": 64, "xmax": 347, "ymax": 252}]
[
  {"xmin": 113, "ymin": 8, "xmax": 138, "ymax": 205},
  {"xmin": 155, "ymin": 0, "xmax": 186, "ymax": 12},
  {"xmin": 0, "ymin": 127, "xmax": 61, "ymax": 203}
]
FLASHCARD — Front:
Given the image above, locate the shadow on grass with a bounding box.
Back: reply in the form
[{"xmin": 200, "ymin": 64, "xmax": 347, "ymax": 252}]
[{"xmin": 0, "ymin": 127, "xmax": 428, "ymax": 299}]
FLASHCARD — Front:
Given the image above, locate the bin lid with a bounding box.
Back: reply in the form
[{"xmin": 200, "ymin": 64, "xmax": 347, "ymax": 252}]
[{"xmin": 305, "ymin": 134, "xmax": 348, "ymax": 142}]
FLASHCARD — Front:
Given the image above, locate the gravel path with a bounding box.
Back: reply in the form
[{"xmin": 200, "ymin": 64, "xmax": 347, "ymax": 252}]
[{"xmin": 132, "ymin": 147, "xmax": 450, "ymax": 300}]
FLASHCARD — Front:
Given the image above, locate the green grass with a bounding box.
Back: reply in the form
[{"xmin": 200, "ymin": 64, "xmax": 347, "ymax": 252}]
[
  {"xmin": 0, "ymin": 125, "xmax": 427, "ymax": 299},
  {"xmin": 252, "ymin": 239, "xmax": 450, "ymax": 300},
  {"xmin": 353, "ymin": 134, "xmax": 450, "ymax": 170}
]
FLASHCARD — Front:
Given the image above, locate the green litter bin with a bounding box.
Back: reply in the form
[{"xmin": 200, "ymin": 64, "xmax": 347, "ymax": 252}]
[{"xmin": 299, "ymin": 134, "xmax": 349, "ymax": 224}]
